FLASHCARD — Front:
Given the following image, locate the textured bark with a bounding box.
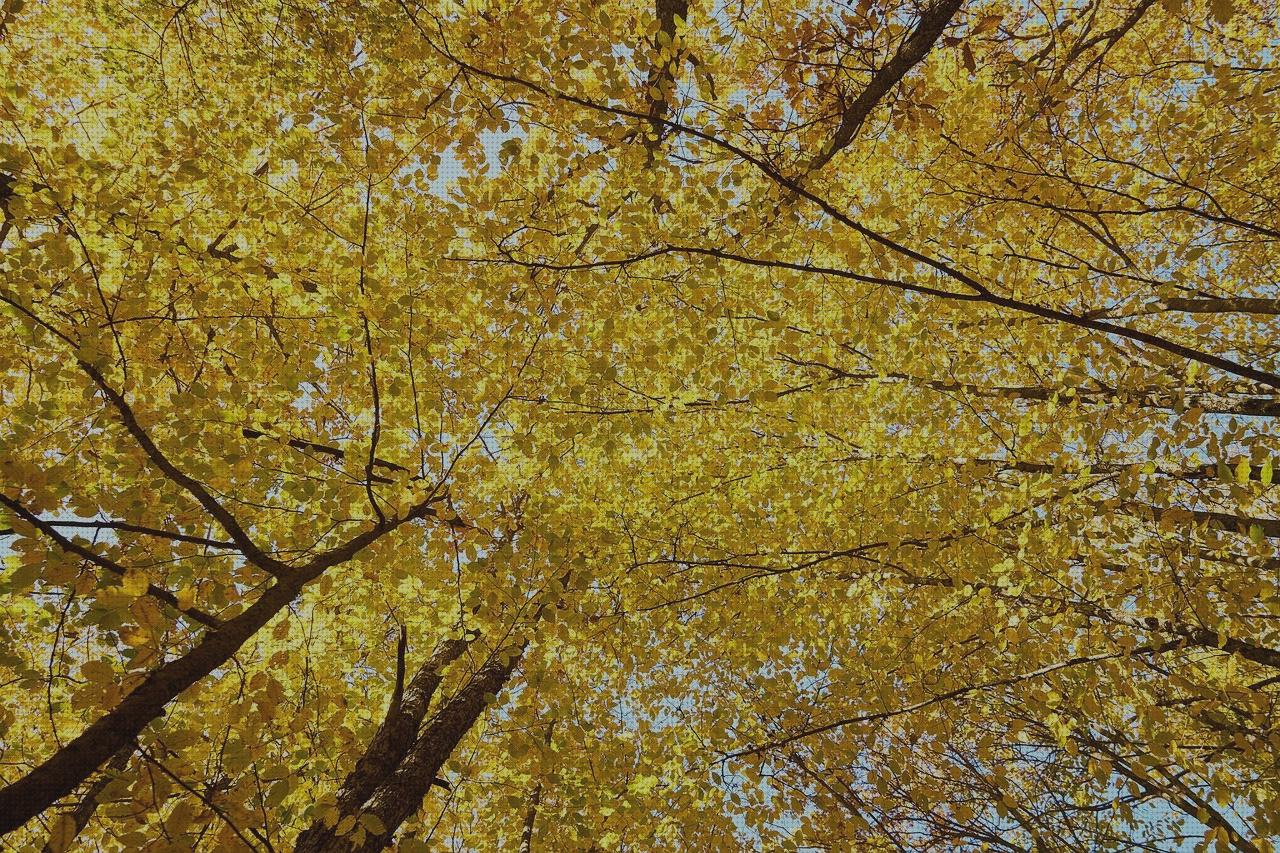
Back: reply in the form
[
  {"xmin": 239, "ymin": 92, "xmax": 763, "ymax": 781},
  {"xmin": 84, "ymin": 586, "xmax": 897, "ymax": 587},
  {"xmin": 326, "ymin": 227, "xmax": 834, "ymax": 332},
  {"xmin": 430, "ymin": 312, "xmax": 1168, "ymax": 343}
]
[
  {"xmin": 1147, "ymin": 619, "xmax": 1280, "ymax": 672},
  {"xmin": 1162, "ymin": 297, "xmax": 1280, "ymax": 315},
  {"xmin": 1134, "ymin": 503, "xmax": 1280, "ymax": 540},
  {"xmin": 641, "ymin": 0, "xmax": 690, "ymax": 144},
  {"xmin": 0, "ymin": 579, "xmax": 301, "ymax": 833},
  {"xmin": 333, "ymin": 636, "xmax": 470, "ymax": 813},
  {"xmin": 517, "ymin": 780, "xmax": 544, "ymax": 853},
  {"xmin": 517, "ymin": 723, "xmax": 555, "ymax": 853},
  {"xmin": 295, "ymin": 646, "xmax": 524, "ymax": 853},
  {"xmin": 292, "ymin": 636, "xmax": 471, "ymax": 853}
]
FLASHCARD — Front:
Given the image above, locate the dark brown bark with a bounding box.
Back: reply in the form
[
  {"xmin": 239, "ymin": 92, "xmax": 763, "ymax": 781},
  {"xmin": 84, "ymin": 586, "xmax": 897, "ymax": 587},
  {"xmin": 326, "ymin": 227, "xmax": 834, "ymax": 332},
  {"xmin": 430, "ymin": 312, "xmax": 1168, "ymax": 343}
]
[
  {"xmin": 294, "ymin": 645, "xmax": 525, "ymax": 853},
  {"xmin": 0, "ymin": 318, "xmax": 450, "ymax": 833},
  {"xmin": 300, "ymin": 635, "xmax": 470, "ymax": 834},
  {"xmin": 517, "ymin": 779, "xmax": 545, "ymax": 853},
  {"xmin": 829, "ymin": 452, "xmax": 1269, "ymax": 484},
  {"xmin": 1135, "ymin": 503, "xmax": 1280, "ymax": 540},
  {"xmin": 0, "ymin": 498, "xmax": 439, "ymax": 834},
  {"xmin": 1162, "ymin": 297, "xmax": 1280, "ymax": 315},
  {"xmin": 891, "ymin": 561, "xmax": 1280, "ymax": 673},
  {"xmin": 805, "ymin": 0, "xmax": 965, "ymax": 173},
  {"xmin": 478, "ymin": 241, "xmax": 1280, "ymax": 391},
  {"xmin": 0, "ymin": 579, "xmax": 300, "ymax": 834},
  {"xmin": 641, "ymin": 0, "xmax": 690, "ymax": 144},
  {"xmin": 239, "ymin": 427, "xmax": 411, "ymax": 483},
  {"xmin": 672, "ymin": 244, "xmax": 1280, "ymax": 391},
  {"xmin": 0, "ymin": 494, "xmax": 223, "ymax": 629},
  {"xmin": 76, "ymin": 360, "xmax": 289, "ymax": 576},
  {"xmin": 39, "ymin": 747, "xmax": 131, "ymax": 853},
  {"xmin": 0, "ymin": 0, "xmax": 21, "ymax": 44},
  {"xmin": 517, "ymin": 723, "xmax": 555, "ymax": 853}
]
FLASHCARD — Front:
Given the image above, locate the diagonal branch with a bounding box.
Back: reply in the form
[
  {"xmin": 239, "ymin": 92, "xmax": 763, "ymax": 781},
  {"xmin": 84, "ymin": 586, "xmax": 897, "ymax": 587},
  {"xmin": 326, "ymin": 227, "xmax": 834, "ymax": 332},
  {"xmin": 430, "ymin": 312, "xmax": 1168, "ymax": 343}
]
[
  {"xmin": 239, "ymin": 427, "xmax": 410, "ymax": 483},
  {"xmin": 2, "ymin": 518, "xmax": 236, "ymax": 550},
  {"xmin": 0, "ymin": 493, "xmax": 223, "ymax": 629},
  {"xmin": 0, "ymin": 492, "xmax": 449, "ymax": 834},
  {"xmin": 38, "ymin": 747, "xmax": 131, "ymax": 853},
  {"xmin": 405, "ymin": 28, "xmax": 1280, "ymax": 391},
  {"xmin": 77, "ymin": 360, "xmax": 289, "ymax": 577},
  {"xmin": 728, "ymin": 641, "xmax": 1181, "ymax": 759},
  {"xmin": 805, "ymin": 0, "xmax": 965, "ymax": 174}
]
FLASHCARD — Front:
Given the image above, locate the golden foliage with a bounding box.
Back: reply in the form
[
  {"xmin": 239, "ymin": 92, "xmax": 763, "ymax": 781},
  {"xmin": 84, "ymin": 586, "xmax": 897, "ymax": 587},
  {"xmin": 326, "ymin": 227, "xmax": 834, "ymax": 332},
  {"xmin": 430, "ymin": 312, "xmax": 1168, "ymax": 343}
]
[{"xmin": 1, "ymin": 0, "xmax": 1278, "ymax": 849}]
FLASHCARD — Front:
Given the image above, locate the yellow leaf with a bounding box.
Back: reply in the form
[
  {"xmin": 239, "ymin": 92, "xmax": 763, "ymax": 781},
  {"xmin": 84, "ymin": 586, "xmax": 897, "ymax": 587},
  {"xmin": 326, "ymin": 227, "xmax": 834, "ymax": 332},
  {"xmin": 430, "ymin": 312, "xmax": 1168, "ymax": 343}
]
[
  {"xmin": 80, "ymin": 659, "xmax": 115, "ymax": 684},
  {"xmin": 44, "ymin": 814, "xmax": 78, "ymax": 853},
  {"xmin": 974, "ymin": 14, "xmax": 1002, "ymax": 34},
  {"xmin": 121, "ymin": 570, "xmax": 149, "ymax": 598}
]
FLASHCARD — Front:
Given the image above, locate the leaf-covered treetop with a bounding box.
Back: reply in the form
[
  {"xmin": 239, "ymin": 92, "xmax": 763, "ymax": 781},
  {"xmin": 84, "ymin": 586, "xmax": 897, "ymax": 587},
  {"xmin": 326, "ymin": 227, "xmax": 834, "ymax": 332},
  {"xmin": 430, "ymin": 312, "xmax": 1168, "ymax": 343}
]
[{"xmin": 1, "ymin": 0, "xmax": 1277, "ymax": 849}]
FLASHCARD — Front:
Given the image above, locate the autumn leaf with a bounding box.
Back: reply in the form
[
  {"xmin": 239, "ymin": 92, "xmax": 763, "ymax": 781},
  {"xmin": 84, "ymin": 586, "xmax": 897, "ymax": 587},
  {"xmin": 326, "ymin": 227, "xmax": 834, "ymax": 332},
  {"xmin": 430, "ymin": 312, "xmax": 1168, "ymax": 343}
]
[{"xmin": 0, "ymin": 0, "xmax": 1277, "ymax": 850}]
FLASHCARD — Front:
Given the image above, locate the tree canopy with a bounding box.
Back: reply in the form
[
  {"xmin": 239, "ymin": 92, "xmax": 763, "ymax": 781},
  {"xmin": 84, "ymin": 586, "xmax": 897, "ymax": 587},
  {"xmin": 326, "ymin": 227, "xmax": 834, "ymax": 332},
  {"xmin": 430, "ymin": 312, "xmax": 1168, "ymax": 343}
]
[{"xmin": 1, "ymin": 0, "xmax": 1278, "ymax": 849}]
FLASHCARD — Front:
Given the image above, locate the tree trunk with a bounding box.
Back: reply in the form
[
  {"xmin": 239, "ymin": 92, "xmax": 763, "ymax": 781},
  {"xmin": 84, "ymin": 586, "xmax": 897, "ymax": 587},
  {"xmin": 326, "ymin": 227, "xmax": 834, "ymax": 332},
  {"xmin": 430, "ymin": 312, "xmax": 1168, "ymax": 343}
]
[{"xmin": 295, "ymin": 645, "xmax": 525, "ymax": 853}]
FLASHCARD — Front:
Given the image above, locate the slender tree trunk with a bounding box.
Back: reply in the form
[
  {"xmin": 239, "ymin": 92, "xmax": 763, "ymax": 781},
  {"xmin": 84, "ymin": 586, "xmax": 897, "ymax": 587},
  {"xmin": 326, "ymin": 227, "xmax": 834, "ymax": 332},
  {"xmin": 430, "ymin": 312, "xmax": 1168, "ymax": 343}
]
[
  {"xmin": 0, "ymin": 494, "xmax": 440, "ymax": 834},
  {"xmin": 640, "ymin": 0, "xmax": 689, "ymax": 145},
  {"xmin": 804, "ymin": 0, "xmax": 964, "ymax": 172},
  {"xmin": 517, "ymin": 723, "xmax": 555, "ymax": 853}
]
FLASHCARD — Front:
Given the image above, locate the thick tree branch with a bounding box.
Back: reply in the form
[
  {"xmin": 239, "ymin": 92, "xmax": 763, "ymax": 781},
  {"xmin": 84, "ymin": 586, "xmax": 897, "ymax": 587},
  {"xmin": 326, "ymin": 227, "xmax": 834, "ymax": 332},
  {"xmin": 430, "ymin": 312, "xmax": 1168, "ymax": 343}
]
[
  {"xmin": 0, "ymin": 493, "xmax": 447, "ymax": 834},
  {"xmin": 412, "ymin": 36, "xmax": 1280, "ymax": 390},
  {"xmin": 1160, "ymin": 297, "xmax": 1280, "ymax": 315},
  {"xmin": 38, "ymin": 747, "xmax": 131, "ymax": 853},
  {"xmin": 806, "ymin": 0, "xmax": 965, "ymax": 173},
  {"xmin": 294, "ymin": 644, "xmax": 525, "ymax": 853},
  {"xmin": 77, "ymin": 360, "xmax": 289, "ymax": 577}
]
